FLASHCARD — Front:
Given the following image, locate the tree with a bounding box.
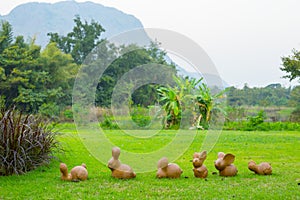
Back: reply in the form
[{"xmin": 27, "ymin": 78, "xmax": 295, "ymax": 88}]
[
  {"xmin": 0, "ymin": 21, "xmax": 13, "ymax": 53},
  {"xmin": 0, "ymin": 20, "xmax": 80, "ymax": 113},
  {"xmin": 281, "ymin": 49, "xmax": 300, "ymax": 82},
  {"xmin": 289, "ymin": 86, "xmax": 300, "ymax": 122},
  {"xmin": 289, "ymin": 86, "xmax": 300, "ymax": 107},
  {"xmin": 48, "ymin": 15, "xmax": 105, "ymax": 65},
  {"xmin": 38, "ymin": 42, "xmax": 79, "ymax": 108},
  {"xmin": 0, "ymin": 34, "xmax": 42, "ymax": 112},
  {"xmin": 95, "ymin": 42, "xmax": 177, "ymax": 107}
]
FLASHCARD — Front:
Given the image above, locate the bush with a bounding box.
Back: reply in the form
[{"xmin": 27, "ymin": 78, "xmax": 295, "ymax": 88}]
[
  {"xmin": 0, "ymin": 108, "xmax": 59, "ymax": 176},
  {"xmin": 100, "ymin": 115, "xmax": 120, "ymax": 130},
  {"xmin": 290, "ymin": 107, "xmax": 300, "ymax": 122},
  {"xmin": 130, "ymin": 106, "xmax": 151, "ymax": 128},
  {"xmin": 39, "ymin": 103, "xmax": 60, "ymax": 119},
  {"xmin": 223, "ymin": 121, "xmax": 300, "ymax": 131}
]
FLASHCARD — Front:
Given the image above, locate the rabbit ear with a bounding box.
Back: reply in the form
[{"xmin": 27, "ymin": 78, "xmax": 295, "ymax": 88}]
[
  {"xmin": 112, "ymin": 147, "xmax": 121, "ymax": 159},
  {"xmin": 157, "ymin": 157, "xmax": 169, "ymax": 168},
  {"xmin": 223, "ymin": 154, "xmax": 235, "ymax": 165},
  {"xmin": 199, "ymin": 151, "xmax": 207, "ymax": 160},
  {"xmin": 218, "ymin": 152, "xmax": 225, "ymax": 159}
]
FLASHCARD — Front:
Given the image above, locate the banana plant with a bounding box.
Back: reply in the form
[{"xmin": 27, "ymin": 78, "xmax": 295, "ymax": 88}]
[
  {"xmin": 157, "ymin": 76, "xmax": 202, "ymax": 128},
  {"xmin": 195, "ymin": 83, "xmax": 225, "ymax": 129}
]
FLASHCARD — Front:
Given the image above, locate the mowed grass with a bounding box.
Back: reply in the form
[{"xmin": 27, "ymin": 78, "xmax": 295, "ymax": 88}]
[{"xmin": 0, "ymin": 124, "xmax": 299, "ymax": 199}]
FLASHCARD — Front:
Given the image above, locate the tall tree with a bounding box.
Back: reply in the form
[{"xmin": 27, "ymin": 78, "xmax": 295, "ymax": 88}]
[
  {"xmin": 38, "ymin": 42, "xmax": 79, "ymax": 107},
  {"xmin": 281, "ymin": 49, "xmax": 300, "ymax": 82},
  {"xmin": 0, "ymin": 21, "xmax": 13, "ymax": 53},
  {"xmin": 48, "ymin": 15, "xmax": 105, "ymax": 65},
  {"xmin": 95, "ymin": 43, "xmax": 177, "ymax": 107}
]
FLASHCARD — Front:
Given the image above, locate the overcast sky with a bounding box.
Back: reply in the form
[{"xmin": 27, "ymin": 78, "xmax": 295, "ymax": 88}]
[{"xmin": 1, "ymin": 0, "xmax": 300, "ymax": 87}]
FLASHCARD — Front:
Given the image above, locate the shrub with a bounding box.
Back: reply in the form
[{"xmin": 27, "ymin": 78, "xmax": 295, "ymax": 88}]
[
  {"xmin": 290, "ymin": 107, "xmax": 300, "ymax": 122},
  {"xmin": 62, "ymin": 107, "xmax": 74, "ymax": 122},
  {"xmin": 130, "ymin": 106, "xmax": 151, "ymax": 128},
  {"xmin": 0, "ymin": 108, "xmax": 59, "ymax": 176},
  {"xmin": 39, "ymin": 103, "xmax": 60, "ymax": 119},
  {"xmin": 223, "ymin": 121, "xmax": 300, "ymax": 131},
  {"xmin": 100, "ymin": 115, "xmax": 120, "ymax": 130}
]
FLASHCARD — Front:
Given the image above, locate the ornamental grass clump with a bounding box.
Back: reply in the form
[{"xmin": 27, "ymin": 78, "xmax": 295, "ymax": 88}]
[{"xmin": 0, "ymin": 108, "xmax": 59, "ymax": 176}]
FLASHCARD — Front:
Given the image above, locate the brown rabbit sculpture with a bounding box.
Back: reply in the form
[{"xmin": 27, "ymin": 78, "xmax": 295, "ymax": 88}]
[
  {"xmin": 108, "ymin": 147, "xmax": 136, "ymax": 179},
  {"xmin": 192, "ymin": 151, "xmax": 208, "ymax": 178},
  {"xmin": 248, "ymin": 160, "xmax": 272, "ymax": 175},
  {"xmin": 156, "ymin": 157, "xmax": 183, "ymax": 178},
  {"xmin": 214, "ymin": 152, "xmax": 238, "ymax": 177},
  {"xmin": 60, "ymin": 163, "xmax": 88, "ymax": 181}
]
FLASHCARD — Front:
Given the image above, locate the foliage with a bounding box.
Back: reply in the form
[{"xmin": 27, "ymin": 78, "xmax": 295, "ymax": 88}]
[
  {"xmin": 95, "ymin": 42, "xmax": 177, "ymax": 108},
  {"xmin": 289, "ymin": 107, "xmax": 300, "ymax": 122},
  {"xmin": 288, "ymin": 85, "xmax": 300, "ymax": 107},
  {"xmin": 195, "ymin": 83, "xmax": 225, "ymax": 129},
  {"xmin": 0, "ymin": 108, "xmax": 59, "ymax": 176},
  {"xmin": 130, "ymin": 105, "xmax": 151, "ymax": 127},
  {"xmin": 226, "ymin": 84, "xmax": 291, "ymax": 107},
  {"xmin": 223, "ymin": 121, "xmax": 300, "ymax": 131},
  {"xmin": 281, "ymin": 48, "xmax": 300, "ymax": 82},
  {"xmin": 100, "ymin": 115, "xmax": 120, "ymax": 130},
  {"xmin": 38, "ymin": 103, "xmax": 60, "ymax": 119},
  {"xmin": 62, "ymin": 108, "xmax": 74, "ymax": 122},
  {"xmin": 247, "ymin": 110, "xmax": 266, "ymax": 127},
  {"xmin": 157, "ymin": 76, "xmax": 200, "ymax": 129},
  {"xmin": 157, "ymin": 76, "xmax": 225, "ymax": 129},
  {"xmin": 48, "ymin": 15, "xmax": 105, "ymax": 65},
  {"xmin": 0, "ymin": 21, "xmax": 79, "ymax": 114},
  {"xmin": 38, "ymin": 42, "xmax": 79, "ymax": 108}
]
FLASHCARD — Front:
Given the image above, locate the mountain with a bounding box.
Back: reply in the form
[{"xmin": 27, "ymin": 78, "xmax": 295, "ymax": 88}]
[
  {"xmin": 0, "ymin": 1, "xmax": 144, "ymax": 47},
  {"xmin": 0, "ymin": 1, "xmax": 228, "ymax": 87}
]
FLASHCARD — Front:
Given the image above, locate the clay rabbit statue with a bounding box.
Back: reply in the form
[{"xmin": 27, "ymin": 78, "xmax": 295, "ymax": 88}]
[
  {"xmin": 192, "ymin": 151, "xmax": 208, "ymax": 178},
  {"xmin": 214, "ymin": 152, "xmax": 238, "ymax": 177},
  {"xmin": 156, "ymin": 157, "xmax": 183, "ymax": 178},
  {"xmin": 108, "ymin": 147, "xmax": 136, "ymax": 179},
  {"xmin": 60, "ymin": 163, "xmax": 88, "ymax": 181},
  {"xmin": 248, "ymin": 160, "xmax": 272, "ymax": 175}
]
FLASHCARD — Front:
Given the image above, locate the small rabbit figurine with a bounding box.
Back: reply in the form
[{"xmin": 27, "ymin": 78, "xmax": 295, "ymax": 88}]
[
  {"xmin": 192, "ymin": 151, "xmax": 208, "ymax": 178},
  {"xmin": 156, "ymin": 157, "xmax": 183, "ymax": 178},
  {"xmin": 214, "ymin": 152, "xmax": 238, "ymax": 177},
  {"xmin": 108, "ymin": 147, "xmax": 136, "ymax": 179},
  {"xmin": 60, "ymin": 163, "xmax": 88, "ymax": 181},
  {"xmin": 248, "ymin": 160, "xmax": 272, "ymax": 175}
]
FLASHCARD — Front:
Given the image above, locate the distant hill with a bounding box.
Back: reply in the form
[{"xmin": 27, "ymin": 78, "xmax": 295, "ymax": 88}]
[
  {"xmin": 0, "ymin": 1, "xmax": 144, "ymax": 47},
  {"xmin": 0, "ymin": 1, "xmax": 228, "ymax": 87}
]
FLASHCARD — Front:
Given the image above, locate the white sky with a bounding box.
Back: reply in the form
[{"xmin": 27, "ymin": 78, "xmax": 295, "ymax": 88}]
[{"xmin": 1, "ymin": 0, "xmax": 300, "ymax": 87}]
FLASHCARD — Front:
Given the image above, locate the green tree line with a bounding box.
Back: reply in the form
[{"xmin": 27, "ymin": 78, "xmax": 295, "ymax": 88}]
[
  {"xmin": 226, "ymin": 83, "xmax": 298, "ymax": 107},
  {"xmin": 1, "ymin": 15, "xmax": 299, "ymax": 125},
  {"xmin": 0, "ymin": 17, "xmax": 177, "ymax": 116}
]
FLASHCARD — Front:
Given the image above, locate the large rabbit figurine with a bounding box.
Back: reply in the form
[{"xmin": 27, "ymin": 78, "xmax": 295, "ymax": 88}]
[
  {"xmin": 192, "ymin": 151, "xmax": 208, "ymax": 178},
  {"xmin": 156, "ymin": 157, "xmax": 183, "ymax": 178},
  {"xmin": 60, "ymin": 163, "xmax": 88, "ymax": 181},
  {"xmin": 214, "ymin": 152, "xmax": 238, "ymax": 177},
  {"xmin": 248, "ymin": 160, "xmax": 272, "ymax": 175},
  {"xmin": 108, "ymin": 147, "xmax": 136, "ymax": 179}
]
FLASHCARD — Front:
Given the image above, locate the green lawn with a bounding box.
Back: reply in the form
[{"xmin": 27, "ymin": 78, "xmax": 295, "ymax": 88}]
[{"xmin": 0, "ymin": 124, "xmax": 299, "ymax": 199}]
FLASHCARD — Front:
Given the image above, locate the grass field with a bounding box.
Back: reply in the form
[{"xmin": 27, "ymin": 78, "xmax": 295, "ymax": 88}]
[{"xmin": 0, "ymin": 124, "xmax": 299, "ymax": 199}]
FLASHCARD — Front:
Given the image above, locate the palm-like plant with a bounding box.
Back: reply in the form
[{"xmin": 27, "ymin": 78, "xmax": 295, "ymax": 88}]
[
  {"xmin": 157, "ymin": 76, "xmax": 202, "ymax": 128},
  {"xmin": 156, "ymin": 85, "xmax": 181, "ymax": 128},
  {"xmin": 157, "ymin": 75, "xmax": 225, "ymax": 129},
  {"xmin": 195, "ymin": 84, "xmax": 225, "ymax": 129}
]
